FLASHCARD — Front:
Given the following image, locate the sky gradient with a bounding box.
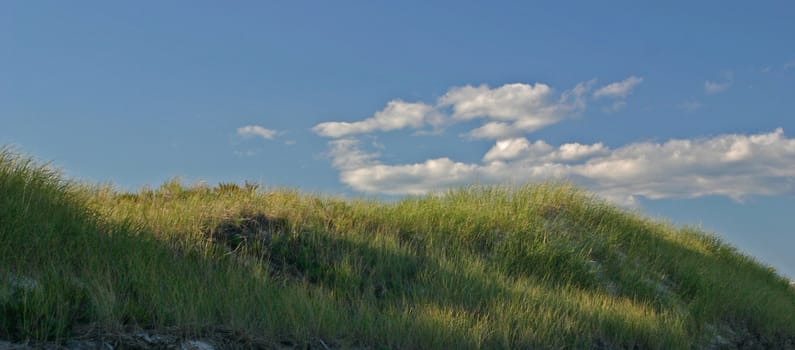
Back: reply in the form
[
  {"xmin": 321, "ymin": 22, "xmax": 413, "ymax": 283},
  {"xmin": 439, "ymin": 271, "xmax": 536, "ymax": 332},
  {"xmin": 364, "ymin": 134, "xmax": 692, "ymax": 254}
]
[{"xmin": 2, "ymin": 1, "xmax": 794, "ymax": 278}]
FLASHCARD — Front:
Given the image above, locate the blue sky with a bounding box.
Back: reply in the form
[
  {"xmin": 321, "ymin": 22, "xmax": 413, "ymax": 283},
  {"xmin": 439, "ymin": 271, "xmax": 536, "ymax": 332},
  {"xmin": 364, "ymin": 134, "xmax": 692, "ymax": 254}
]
[{"xmin": 2, "ymin": 1, "xmax": 794, "ymax": 278}]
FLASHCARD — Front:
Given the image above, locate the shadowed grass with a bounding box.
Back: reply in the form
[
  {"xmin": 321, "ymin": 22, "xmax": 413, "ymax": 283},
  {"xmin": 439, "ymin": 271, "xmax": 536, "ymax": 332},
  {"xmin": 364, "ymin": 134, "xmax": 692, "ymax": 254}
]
[{"xmin": 1, "ymin": 148, "xmax": 794, "ymax": 348}]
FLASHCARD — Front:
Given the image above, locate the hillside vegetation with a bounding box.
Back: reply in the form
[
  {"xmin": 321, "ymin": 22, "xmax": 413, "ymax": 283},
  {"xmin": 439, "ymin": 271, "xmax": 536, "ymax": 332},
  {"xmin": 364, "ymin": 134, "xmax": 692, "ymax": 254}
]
[{"xmin": 1, "ymin": 148, "xmax": 794, "ymax": 349}]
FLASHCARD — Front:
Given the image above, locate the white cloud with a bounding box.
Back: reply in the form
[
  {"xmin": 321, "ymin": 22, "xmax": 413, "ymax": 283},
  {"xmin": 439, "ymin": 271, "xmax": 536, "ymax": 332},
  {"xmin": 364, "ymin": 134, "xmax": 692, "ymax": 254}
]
[
  {"xmin": 593, "ymin": 76, "xmax": 644, "ymax": 99},
  {"xmin": 483, "ymin": 138, "xmax": 551, "ymax": 162},
  {"xmin": 326, "ymin": 138, "xmax": 380, "ymax": 170},
  {"xmin": 575, "ymin": 130, "xmax": 795, "ymax": 202},
  {"xmin": 557, "ymin": 142, "xmax": 608, "ymax": 161},
  {"xmin": 785, "ymin": 60, "xmax": 795, "ymax": 71},
  {"xmin": 313, "ymin": 79, "xmax": 795, "ymax": 206},
  {"xmin": 440, "ymin": 83, "xmax": 555, "ymax": 121},
  {"xmin": 237, "ymin": 125, "xmax": 279, "ymax": 140},
  {"xmin": 482, "ymin": 138, "xmax": 606, "ymax": 163},
  {"xmin": 467, "ymin": 122, "xmax": 516, "ymax": 140},
  {"xmin": 313, "ymin": 80, "xmax": 594, "ymax": 140},
  {"xmin": 340, "ymin": 158, "xmax": 482, "ymax": 195},
  {"xmin": 328, "ymin": 129, "xmax": 795, "ymax": 204},
  {"xmin": 313, "ymin": 100, "xmax": 435, "ymax": 138},
  {"xmin": 704, "ymin": 71, "xmax": 734, "ymax": 94},
  {"xmin": 440, "ymin": 81, "xmax": 591, "ymax": 139},
  {"xmin": 592, "ymin": 76, "xmax": 643, "ymax": 114}
]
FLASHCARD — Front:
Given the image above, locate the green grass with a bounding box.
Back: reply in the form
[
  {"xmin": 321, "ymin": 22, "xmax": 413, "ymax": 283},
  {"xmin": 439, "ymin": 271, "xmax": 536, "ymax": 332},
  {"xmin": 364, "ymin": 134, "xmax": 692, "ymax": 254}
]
[{"xmin": 1, "ymin": 148, "xmax": 794, "ymax": 349}]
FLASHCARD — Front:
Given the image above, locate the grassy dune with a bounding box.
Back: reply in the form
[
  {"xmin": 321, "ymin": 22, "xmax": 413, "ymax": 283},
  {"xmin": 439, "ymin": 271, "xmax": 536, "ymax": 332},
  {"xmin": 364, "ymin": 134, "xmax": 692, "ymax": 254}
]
[{"xmin": 1, "ymin": 148, "xmax": 794, "ymax": 349}]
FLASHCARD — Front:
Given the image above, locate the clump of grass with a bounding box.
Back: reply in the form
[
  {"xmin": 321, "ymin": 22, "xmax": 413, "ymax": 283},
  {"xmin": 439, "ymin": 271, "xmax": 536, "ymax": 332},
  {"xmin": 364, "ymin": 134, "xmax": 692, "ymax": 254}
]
[{"xmin": 1, "ymin": 148, "xmax": 794, "ymax": 348}]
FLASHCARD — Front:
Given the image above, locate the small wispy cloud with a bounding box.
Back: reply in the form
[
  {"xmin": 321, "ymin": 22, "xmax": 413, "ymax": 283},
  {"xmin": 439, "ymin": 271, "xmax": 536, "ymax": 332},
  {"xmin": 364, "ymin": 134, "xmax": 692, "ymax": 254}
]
[
  {"xmin": 593, "ymin": 76, "xmax": 644, "ymax": 99},
  {"xmin": 704, "ymin": 81, "xmax": 731, "ymax": 94},
  {"xmin": 237, "ymin": 125, "xmax": 279, "ymax": 140},
  {"xmin": 591, "ymin": 76, "xmax": 643, "ymax": 113},
  {"xmin": 602, "ymin": 101, "xmax": 627, "ymax": 113},
  {"xmin": 785, "ymin": 60, "xmax": 795, "ymax": 71},
  {"xmin": 704, "ymin": 71, "xmax": 733, "ymax": 94},
  {"xmin": 234, "ymin": 149, "xmax": 258, "ymax": 157},
  {"xmin": 327, "ymin": 138, "xmax": 380, "ymax": 170},
  {"xmin": 678, "ymin": 101, "xmax": 703, "ymax": 112}
]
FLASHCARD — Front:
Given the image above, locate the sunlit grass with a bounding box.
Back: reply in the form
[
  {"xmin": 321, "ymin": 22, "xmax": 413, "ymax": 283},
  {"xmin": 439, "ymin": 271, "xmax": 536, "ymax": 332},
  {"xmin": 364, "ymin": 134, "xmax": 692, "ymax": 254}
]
[{"xmin": 1, "ymin": 148, "xmax": 794, "ymax": 348}]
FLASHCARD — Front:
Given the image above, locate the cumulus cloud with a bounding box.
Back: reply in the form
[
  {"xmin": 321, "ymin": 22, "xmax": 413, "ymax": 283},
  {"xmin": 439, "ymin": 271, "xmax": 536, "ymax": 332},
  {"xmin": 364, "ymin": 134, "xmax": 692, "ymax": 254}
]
[
  {"xmin": 440, "ymin": 83, "xmax": 555, "ymax": 121},
  {"xmin": 593, "ymin": 76, "xmax": 644, "ymax": 99},
  {"xmin": 557, "ymin": 142, "xmax": 608, "ymax": 161},
  {"xmin": 237, "ymin": 125, "xmax": 279, "ymax": 140},
  {"xmin": 328, "ymin": 129, "xmax": 795, "ymax": 204},
  {"xmin": 483, "ymin": 138, "xmax": 552, "ymax": 162},
  {"xmin": 705, "ymin": 71, "xmax": 734, "ymax": 94},
  {"xmin": 481, "ymin": 138, "xmax": 607, "ymax": 163},
  {"xmin": 313, "ymin": 100, "xmax": 435, "ymax": 138},
  {"xmin": 340, "ymin": 158, "xmax": 482, "ymax": 195},
  {"xmin": 313, "ymin": 78, "xmax": 795, "ymax": 206},
  {"xmin": 441, "ymin": 81, "xmax": 591, "ymax": 139},
  {"xmin": 574, "ymin": 128, "xmax": 795, "ymax": 203},
  {"xmin": 313, "ymin": 80, "xmax": 594, "ymax": 140}
]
